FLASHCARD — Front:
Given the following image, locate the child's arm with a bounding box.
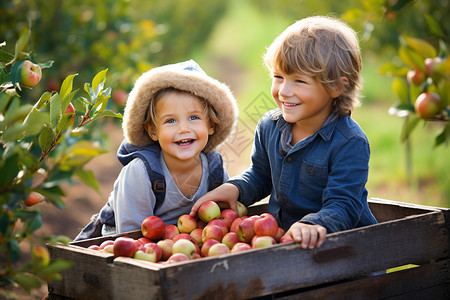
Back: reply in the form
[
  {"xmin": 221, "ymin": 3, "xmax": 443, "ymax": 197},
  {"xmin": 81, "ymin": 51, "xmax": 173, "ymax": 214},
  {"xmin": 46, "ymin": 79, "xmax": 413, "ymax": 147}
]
[
  {"xmin": 190, "ymin": 183, "xmax": 240, "ymax": 217},
  {"xmin": 283, "ymin": 222, "xmax": 327, "ymax": 249}
]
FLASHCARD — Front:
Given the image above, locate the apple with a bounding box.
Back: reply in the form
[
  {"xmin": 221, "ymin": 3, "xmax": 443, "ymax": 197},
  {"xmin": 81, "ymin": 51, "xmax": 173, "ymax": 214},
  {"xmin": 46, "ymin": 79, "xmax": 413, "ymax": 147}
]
[
  {"xmin": 235, "ymin": 218, "xmax": 256, "ymax": 243},
  {"xmin": 208, "ymin": 219, "xmax": 228, "ymax": 236},
  {"xmin": 406, "ymin": 69, "xmax": 425, "ymax": 86},
  {"xmin": 252, "ymin": 236, "xmax": 277, "ymax": 249},
  {"xmin": 230, "ymin": 217, "xmax": 244, "ymax": 232},
  {"xmin": 177, "ymin": 214, "xmax": 197, "ymax": 234},
  {"xmin": 20, "ymin": 60, "xmax": 42, "ymax": 88},
  {"xmin": 414, "ymin": 92, "xmax": 441, "ymax": 119},
  {"xmin": 280, "ymin": 236, "xmax": 295, "ymax": 244},
  {"xmin": 137, "ymin": 237, "xmax": 152, "ymax": 246},
  {"xmin": 172, "ymin": 233, "xmax": 200, "ymax": 255},
  {"xmin": 200, "ymin": 239, "xmax": 219, "ymax": 257},
  {"xmin": 222, "ymin": 232, "xmax": 240, "ymax": 250},
  {"xmin": 220, "ymin": 209, "xmax": 240, "ymax": 229},
  {"xmin": 208, "ymin": 243, "xmax": 230, "ymax": 257},
  {"xmin": 141, "ymin": 216, "xmax": 165, "ymax": 240},
  {"xmin": 172, "ymin": 239, "xmax": 197, "ymax": 259},
  {"xmin": 65, "ymin": 103, "xmax": 75, "ymax": 126},
  {"xmin": 87, "ymin": 245, "xmax": 100, "ymax": 251},
  {"xmin": 424, "ymin": 57, "xmax": 443, "ymax": 76},
  {"xmin": 157, "ymin": 239, "xmax": 174, "ymax": 261},
  {"xmin": 25, "ymin": 192, "xmax": 44, "ymax": 207},
  {"xmin": 202, "ymin": 224, "xmax": 224, "ymax": 243},
  {"xmin": 112, "ymin": 89, "xmax": 128, "ymax": 106},
  {"xmin": 32, "ymin": 245, "xmax": 50, "ymax": 267},
  {"xmin": 197, "ymin": 220, "xmax": 207, "ymax": 229},
  {"xmin": 254, "ymin": 213, "xmax": 279, "ymax": 237},
  {"xmin": 134, "ymin": 242, "xmax": 162, "ymax": 262},
  {"xmin": 113, "ymin": 237, "xmax": 138, "ymax": 258},
  {"xmin": 237, "ymin": 201, "xmax": 248, "ymax": 217},
  {"xmin": 190, "ymin": 228, "xmax": 204, "ymax": 248},
  {"xmin": 274, "ymin": 227, "xmax": 286, "ymax": 242},
  {"xmin": 198, "ymin": 200, "xmax": 221, "ymax": 223},
  {"xmin": 231, "ymin": 242, "xmax": 252, "ymax": 253},
  {"xmin": 164, "ymin": 224, "xmax": 179, "ymax": 240},
  {"xmin": 103, "ymin": 244, "xmax": 114, "ymax": 254},
  {"xmin": 166, "ymin": 252, "xmax": 190, "ymax": 264},
  {"xmin": 99, "ymin": 240, "xmax": 115, "ymax": 250}
]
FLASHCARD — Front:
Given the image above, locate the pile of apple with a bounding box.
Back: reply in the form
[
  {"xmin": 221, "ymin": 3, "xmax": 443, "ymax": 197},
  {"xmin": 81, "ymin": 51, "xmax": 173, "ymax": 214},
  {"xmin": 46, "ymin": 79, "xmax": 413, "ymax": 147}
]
[{"xmin": 86, "ymin": 201, "xmax": 293, "ymax": 264}]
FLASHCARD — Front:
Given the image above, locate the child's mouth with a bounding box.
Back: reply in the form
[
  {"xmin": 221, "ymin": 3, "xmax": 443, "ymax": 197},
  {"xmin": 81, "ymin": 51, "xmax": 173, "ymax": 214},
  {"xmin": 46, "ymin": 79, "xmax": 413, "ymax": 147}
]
[{"xmin": 176, "ymin": 139, "xmax": 194, "ymax": 146}]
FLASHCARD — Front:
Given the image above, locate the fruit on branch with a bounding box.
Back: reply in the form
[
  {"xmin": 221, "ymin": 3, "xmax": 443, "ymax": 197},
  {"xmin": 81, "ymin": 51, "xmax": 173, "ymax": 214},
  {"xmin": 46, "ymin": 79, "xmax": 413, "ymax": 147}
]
[
  {"xmin": 20, "ymin": 60, "xmax": 42, "ymax": 87},
  {"xmin": 414, "ymin": 92, "xmax": 441, "ymax": 119}
]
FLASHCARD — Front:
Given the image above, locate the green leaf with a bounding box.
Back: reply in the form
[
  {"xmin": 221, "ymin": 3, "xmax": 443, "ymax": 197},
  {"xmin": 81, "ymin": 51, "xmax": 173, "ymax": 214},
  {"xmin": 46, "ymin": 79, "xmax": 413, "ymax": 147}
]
[
  {"xmin": 401, "ymin": 116, "xmax": 421, "ymax": 143},
  {"xmin": 60, "ymin": 74, "xmax": 78, "ymax": 101},
  {"xmin": 92, "ymin": 69, "xmax": 108, "ymax": 91},
  {"xmin": 402, "ymin": 36, "xmax": 437, "ymax": 59},
  {"xmin": 0, "ymin": 49, "xmax": 14, "ymax": 62},
  {"xmin": 56, "ymin": 113, "xmax": 74, "ymax": 134},
  {"xmin": 38, "ymin": 60, "xmax": 54, "ymax": 70},
  {"xmin": 399, "ymin": 45, "xmax": 425, "ymax": 70},
  {"xmin": 424, "ymin": 14, "xmax": 446, "ymax": 39},
  {"xmin": 24, "ymin": 212, "xmax": 42, "ymax": 234},
  {"xmin": 392, "ymin": 78, "xmax": 409, "ymax": 105},
  {"xmin": 14, "ymin": 27, "xmax": 30, "ymax": 59},
  {"xmin": 61, "ymin": 90, "xmax": 78, "ymax": 115},
  {"xmin": 39, "ymin": 125, "xmax": 55, "ymax": 153},
  {"xmin": 37, "ymin": 259, "xmax": 74, "ymax": 276},
  {"xmin": 91, "ymin": 109, "xmax": 122, "ymax": 121},
  {"xmin": 379, "ymin": 62, "xmax": 409, "ymax": 77},
  {"xmin": 12, "ymin": 273, "xmax": 41, "ymax": 293},
  {"xmin": 39, "ymin": 186, "xmax": 65, "ymax": 209},
  {"xmin": 49, "ymin": 93, "xmax": 62, "ymax": 129},
  {"xmin": 32, "ymin": 91, "xmax": 52, "ymax": 112},
  {"xmin": 434, "ymin": 122, "xmax": 450, "ymax": 148},
  {"xmin": 0, "ymin": 153, "xmax": 20, "ymax": 190},
  {"xmin": 22, "ymin": 111, "xmax": 48, "ymax": 138},
  {"xmin": 9, "ymin": 239, "xmax": 21, "ymax": 263},
  {"xmin": 10, "ymin": 60, "xmax": 25, "ymax": 85},
  {"xmin": 75, "ymin": 168, "xmax": 100, "ymax": 193}
]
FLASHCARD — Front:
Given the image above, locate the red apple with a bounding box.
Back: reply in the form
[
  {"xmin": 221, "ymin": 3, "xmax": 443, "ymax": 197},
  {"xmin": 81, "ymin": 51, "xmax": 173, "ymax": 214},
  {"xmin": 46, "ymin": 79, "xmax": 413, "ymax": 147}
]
[
  {"xmin": 424, "ymin": 57, "xmax": 443, "ymax": 76},
  {"xmin": 177, "ymin": 214, "xmax": 197, "ymax": 234},
  {"xmin": 237, "ymin": 201, "xmax": 248, "ymax": 217},
  {"xmin": 103, "ymin": 244, "xmax": 114, "ymax": 254},
  {"xmin": 166, "ymin": 252, "xmax": 190, "ymax": 264},
  {"xmin": 198, "ymin": 200, "xmax": 221, "ymax": 223},
  {"xmin": 197, "ymin": 220, "xmax": 207, "ymax": 229},
  {"xmin": 172, "ymin": 239, "xmax": 197, "ymax": 259},
  {"xmin": 134, "ymin": 242, "xmax": 162, "ymax": 263},
  {"xmin": 99, "ymin": 240, "xmax": 115, "ymax": 250},
  {"xmin": 172, "ymin": 233, "xmax": 200, "ymax": 254},
  {"xmin": 208, "ymin": 219, "xmax": 228, "ymax": 236},
  {"xmin": 137, "ymin": 237, "xmax": 152, "ymax": 246},
  {"xmin": 208, "ymin": 243, "xmax": 230, "ymax": 257},
  {"xmin": 25, "ymin": 192, "xmax": 44, "ymax": 207},
  {"xmin": 252, "ymin": 235, "xmax": 276, "ymax": 249},
  {"xmin": 190, "ymin": 228, "xmax": 204, "ymax": 248},
  {"xmin": 414, "ymin": 92, "xmax": 441, "ymax": 119},
  {"xmin": 220, "ymin": 209, "xmax": 239, "ymax": 229},
  {"xmin": 201, "ymin": 239, "xmax": 219, "ymax": 257},
  {"xmin": 141, "ymin": 216, "xmax": 165, "ymax": 240},
  {"xmin": 87, "ymin": 245, "xmax": 100, "ymax": 251},
  {"xmin": 202, "ymin": 224, "xmax": 224, "ymax": 243},
  {"xmin": 156, "ymin": 239, "xmax": 174, "ymax": 261},
  {"xmin": 254, "ymin": 213, "xmax": 279, "ymax": 237},
  {"xmin": 20, "ymin": 60, "xmax": 42, "ymax": 87},
  {"xmin": 231, "ymin": 242, "xmax": 252, "ymax": 253},
  {"xmin": 164, "ymin": 224, "xmax": 179, "ymax": 240},
  {"xmin": 235, "ymin": 218, "xmax": 256, "ymax": 243},
  {"xmin": 65, "ymin": 103, "xmax": 75, "ymax": 126},
  {"xmin": 280, "ymin": 236, "xmax": 295, "ymax": 244},
  {"xmin": 113, "ymin": 237, "xmax": 138, "ymax": 258},
  {"xmin": 406, "ymin": 69, "xmax": 426, "ymax": 86},
  {"xmin": 274, "ymin": 227, "xmax": 286, "ymax": 242},
  {"xmin": 222, "ymin": 232, "xmax": 240, "ymax": 250},
  {"xmin": 230, "ymin": 217, "xmax": 244, "ymax": 232}
]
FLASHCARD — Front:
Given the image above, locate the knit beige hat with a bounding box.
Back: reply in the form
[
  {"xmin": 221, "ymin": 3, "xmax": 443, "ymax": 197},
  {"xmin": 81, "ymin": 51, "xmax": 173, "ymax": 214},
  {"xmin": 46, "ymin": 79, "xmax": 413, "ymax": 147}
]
[{"xmin": 122, "ymin": 60, "xmax": 238, "ymax": 153}]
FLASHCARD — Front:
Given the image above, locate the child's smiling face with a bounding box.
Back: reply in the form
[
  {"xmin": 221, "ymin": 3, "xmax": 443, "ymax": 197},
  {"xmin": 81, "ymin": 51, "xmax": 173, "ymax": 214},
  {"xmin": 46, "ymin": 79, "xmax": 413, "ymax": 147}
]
[
  {"xmin": 147, "ymin": 91, "xmax": 214, "ymax": 162},
  {"xmin": 270, "ymin": 68, "xmax": 338, "ymax": 127}
]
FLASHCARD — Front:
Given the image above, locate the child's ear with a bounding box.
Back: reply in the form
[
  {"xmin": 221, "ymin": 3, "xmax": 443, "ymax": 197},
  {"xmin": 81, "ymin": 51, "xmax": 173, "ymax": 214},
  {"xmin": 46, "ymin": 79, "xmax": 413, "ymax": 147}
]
[
  {"xmin": 146, "ymin": 124, "xmax": 158, "ymax": 141},
  {"xmin": 330, "ymin": 76, "xmax": 349, "ymax": 98},
  {"xmin": 208, "ymin": 122, "xmax": 215, "ymax": 135}
]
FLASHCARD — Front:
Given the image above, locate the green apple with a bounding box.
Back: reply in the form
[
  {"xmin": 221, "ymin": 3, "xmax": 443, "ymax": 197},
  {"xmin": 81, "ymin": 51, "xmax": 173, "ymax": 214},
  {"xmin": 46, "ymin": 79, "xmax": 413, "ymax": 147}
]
[{"xmin": 20, "ymin": 60, "xmax": 42, "ymax": 88}]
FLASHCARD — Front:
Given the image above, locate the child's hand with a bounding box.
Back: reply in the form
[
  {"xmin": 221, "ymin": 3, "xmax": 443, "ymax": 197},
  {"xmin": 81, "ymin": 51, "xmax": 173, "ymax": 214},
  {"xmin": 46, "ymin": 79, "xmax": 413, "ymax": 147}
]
[
  {"xmin": 284, "ymin": 222, "xmax": 327, "ymax": 249},
  {"xmin": 189, "ymin": 183, "xmax": 240, "ymax": 218}
]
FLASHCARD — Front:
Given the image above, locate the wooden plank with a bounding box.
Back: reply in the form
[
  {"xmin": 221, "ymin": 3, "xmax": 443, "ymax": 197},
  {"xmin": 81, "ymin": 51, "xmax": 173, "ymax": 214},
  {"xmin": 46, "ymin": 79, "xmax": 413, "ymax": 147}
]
[
  {"xmin": 104, "ymin": 210, "xmax": 448, "ymax": 299},
  {"xmin": 47, "ymin": 244, "xmax": 115, "ymax": 300},
  {"xmin": 271, "ymin": 259, "xmax": 450, "ymax": 300}
]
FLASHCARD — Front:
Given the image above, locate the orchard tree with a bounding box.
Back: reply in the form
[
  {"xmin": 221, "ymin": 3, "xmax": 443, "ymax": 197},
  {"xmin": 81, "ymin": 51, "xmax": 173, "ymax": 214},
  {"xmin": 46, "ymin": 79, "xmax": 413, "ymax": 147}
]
[{"xmin": 0, "ymin": 28, "xmax": 121, "ymax": 293}]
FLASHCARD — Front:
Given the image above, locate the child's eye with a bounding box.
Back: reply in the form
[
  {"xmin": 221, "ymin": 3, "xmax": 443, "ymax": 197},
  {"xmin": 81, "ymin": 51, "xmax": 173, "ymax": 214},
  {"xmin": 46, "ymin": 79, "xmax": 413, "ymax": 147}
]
[
  {"xmin": 164, "ymin": 118, "xmax": 176, "ymax": 124},
  {"xmin": 189, "ymin": 115, "xmax": 200, "ymax": 121},
  {"xmin": 273, "ymin": 75, "xmax": 283, "ymax": 79}
]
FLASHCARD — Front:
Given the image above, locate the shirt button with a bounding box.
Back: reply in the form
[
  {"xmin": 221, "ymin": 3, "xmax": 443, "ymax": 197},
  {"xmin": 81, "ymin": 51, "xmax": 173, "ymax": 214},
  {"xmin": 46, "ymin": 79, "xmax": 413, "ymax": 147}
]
[
  {"xmin": 286, "ymin": 157, "xmax": 294, "ymax": 163},
  {"xmin": 279, "ymin": 149, "xmax": 287, "ymax": 156}
]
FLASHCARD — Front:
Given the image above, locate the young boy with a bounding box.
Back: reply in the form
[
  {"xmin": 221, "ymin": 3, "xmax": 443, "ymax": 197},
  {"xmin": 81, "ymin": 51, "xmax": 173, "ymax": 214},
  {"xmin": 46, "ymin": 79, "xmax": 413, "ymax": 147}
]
[
  {"xmin": 190, "ymin": 16, "xmax": 377, "ymax": 249},
  {"xmin": 74, "ymin": 60, "xmax": 237, "ymax": 240}
]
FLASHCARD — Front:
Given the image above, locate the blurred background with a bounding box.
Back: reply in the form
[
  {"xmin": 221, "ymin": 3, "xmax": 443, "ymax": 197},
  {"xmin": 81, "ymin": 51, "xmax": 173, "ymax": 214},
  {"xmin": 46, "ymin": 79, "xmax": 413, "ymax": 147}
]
[{"xmin": 2, "ymin": 0, "xmax": 449, "ymax": 260}]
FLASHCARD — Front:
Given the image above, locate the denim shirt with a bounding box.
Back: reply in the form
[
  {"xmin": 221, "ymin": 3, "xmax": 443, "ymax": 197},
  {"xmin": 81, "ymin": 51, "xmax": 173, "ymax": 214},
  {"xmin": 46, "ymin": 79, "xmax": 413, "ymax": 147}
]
[{"xmin": 228, "ymin": 108, "xmax": 377, "ymax": 233}]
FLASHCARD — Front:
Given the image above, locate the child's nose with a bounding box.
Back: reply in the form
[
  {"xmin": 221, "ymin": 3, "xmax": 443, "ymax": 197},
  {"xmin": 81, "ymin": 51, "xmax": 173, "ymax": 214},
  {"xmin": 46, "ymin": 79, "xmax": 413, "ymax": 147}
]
[
  {"xmin": 178, "ymin": 121, "xmax": 191, "ymax": 133},
  {"xmin": 279, "ymin": 82, "xmax": 294, "ymax": 97}
]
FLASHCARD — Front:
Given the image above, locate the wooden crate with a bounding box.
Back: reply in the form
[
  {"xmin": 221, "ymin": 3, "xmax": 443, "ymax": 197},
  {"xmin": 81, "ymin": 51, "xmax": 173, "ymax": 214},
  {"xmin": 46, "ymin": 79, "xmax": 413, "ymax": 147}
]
[{"xmin": 47, "ymin": 198, "xmax": 450, "ymax": 299}]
